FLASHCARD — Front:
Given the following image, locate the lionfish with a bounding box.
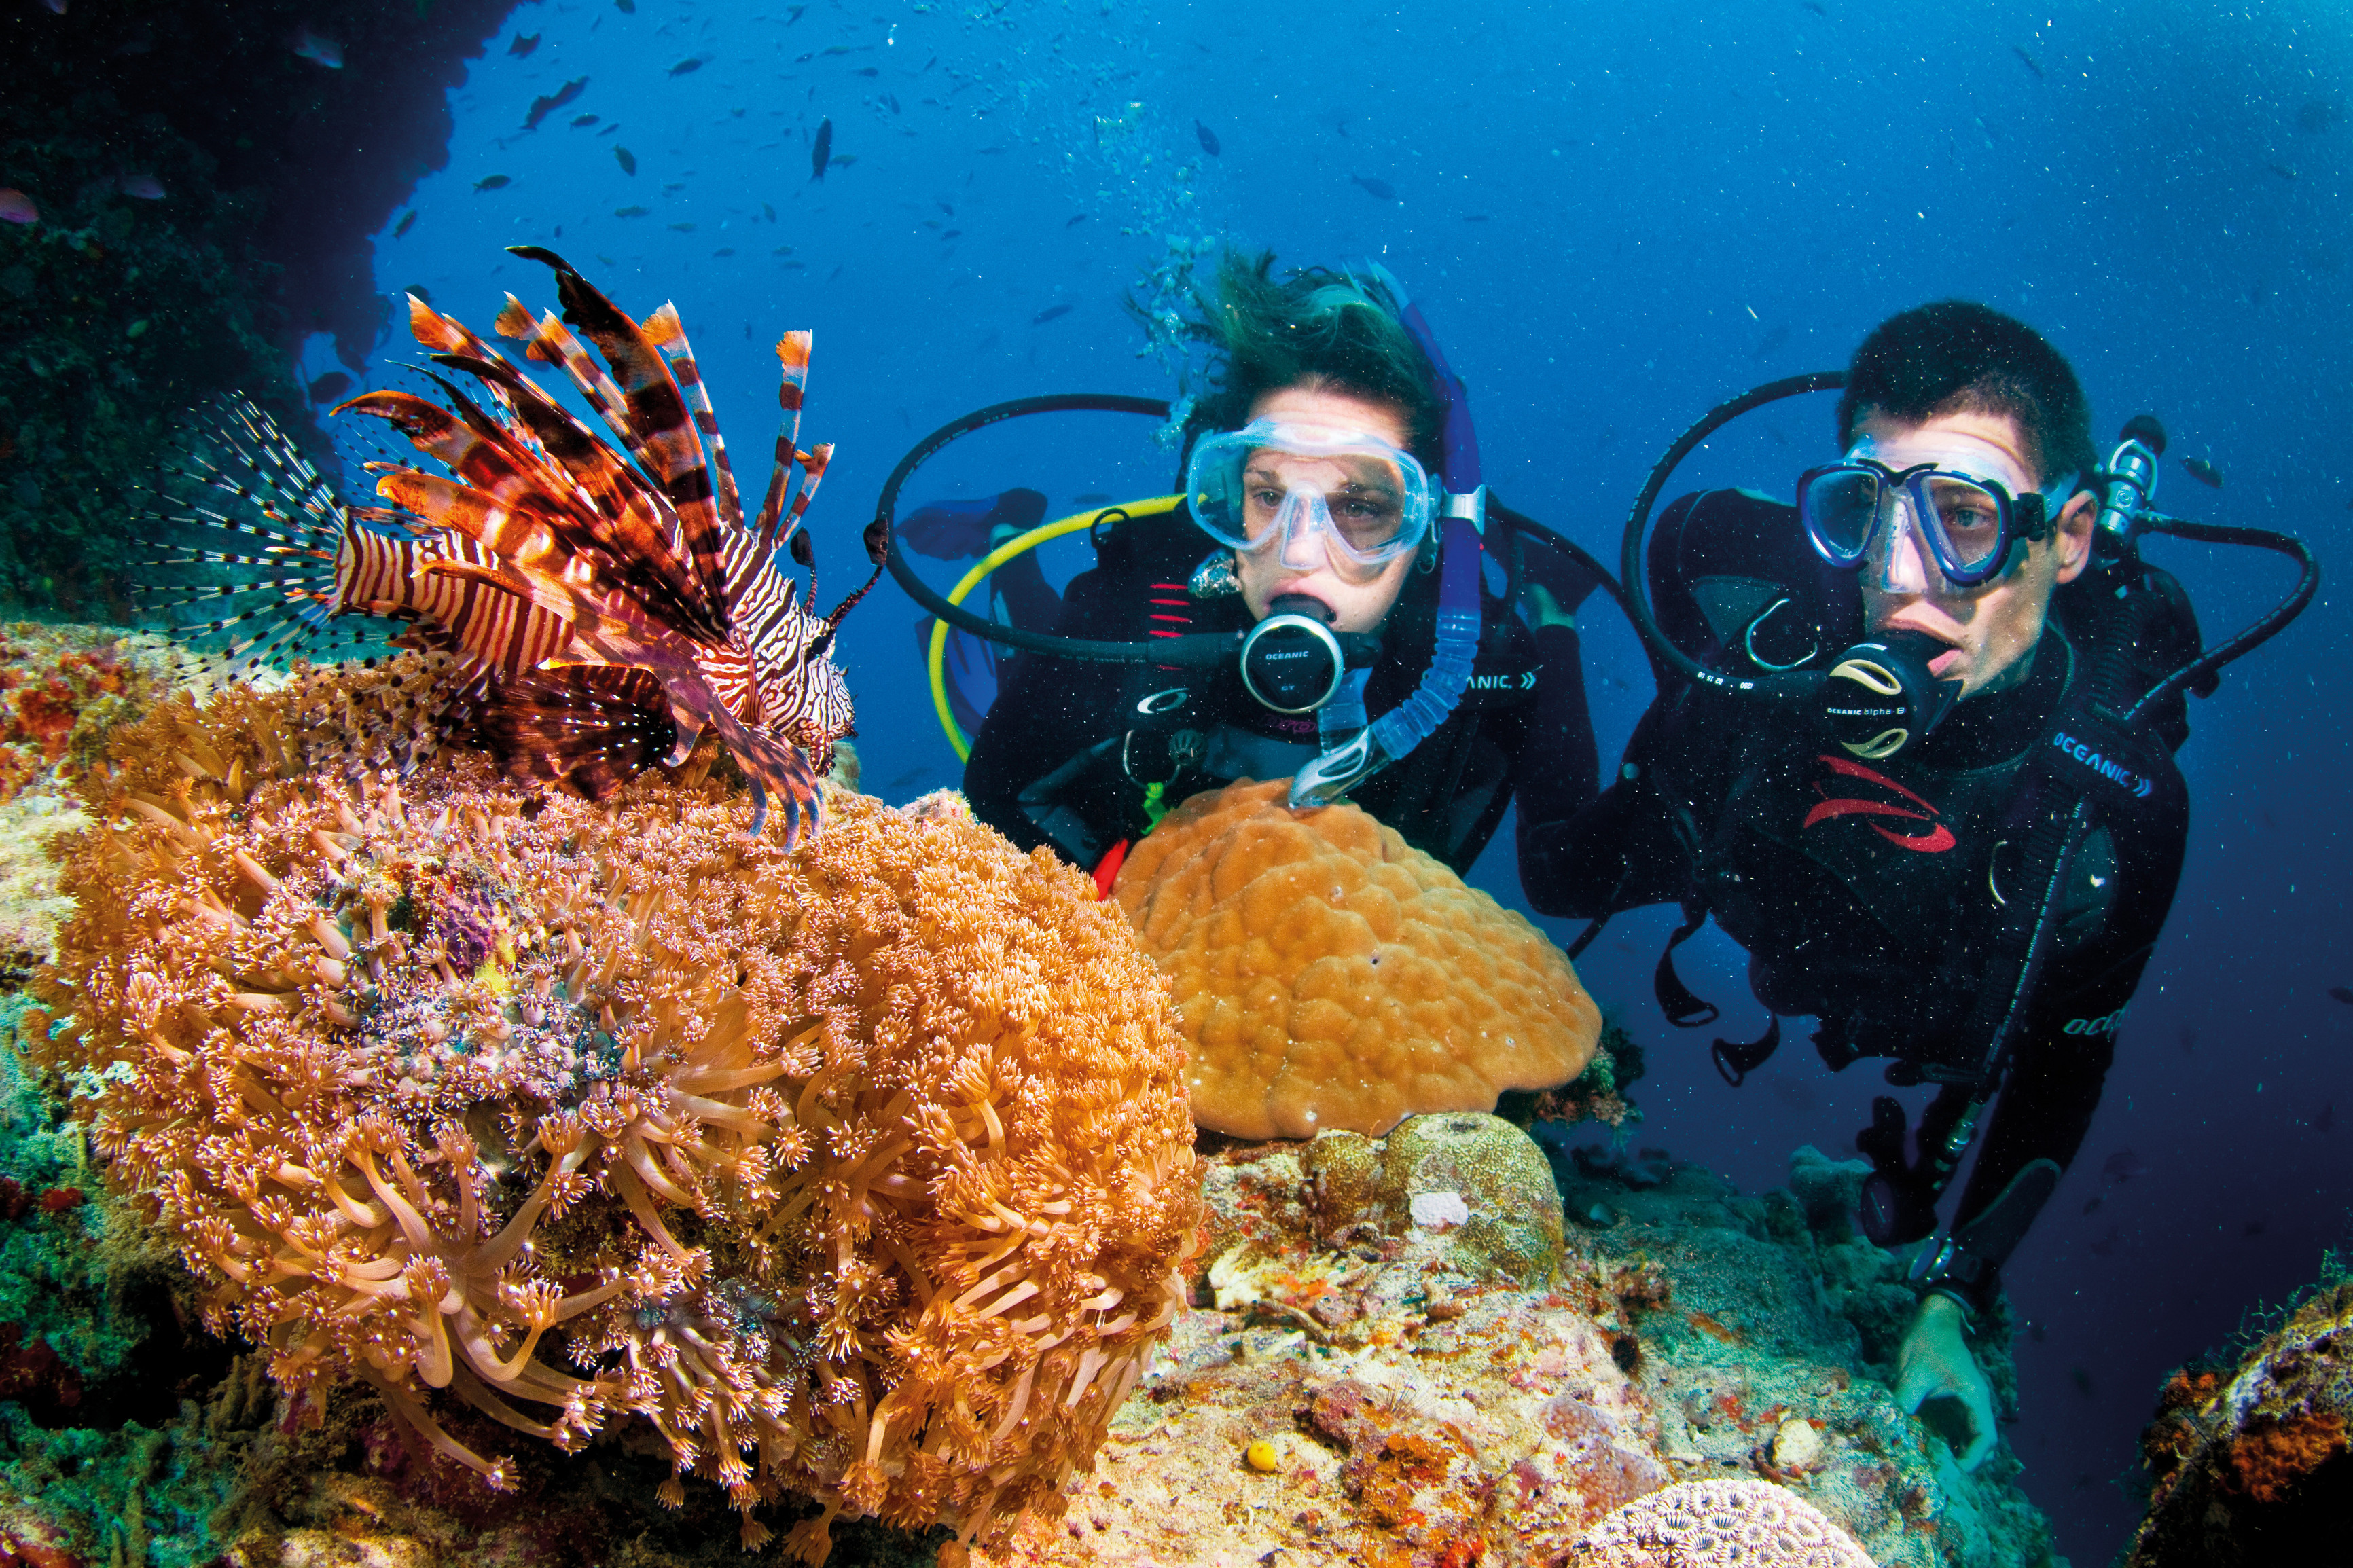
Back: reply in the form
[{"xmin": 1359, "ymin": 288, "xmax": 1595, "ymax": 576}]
[{"xmin": 139, "ymin": 247, "xmax": 883, "ymax": 846}]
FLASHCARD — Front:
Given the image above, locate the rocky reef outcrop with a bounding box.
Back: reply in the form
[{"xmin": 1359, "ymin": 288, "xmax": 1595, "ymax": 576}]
[{"xmin": 2125, "ymin": 1256, "xmax": 2353, "ymax": 1566}]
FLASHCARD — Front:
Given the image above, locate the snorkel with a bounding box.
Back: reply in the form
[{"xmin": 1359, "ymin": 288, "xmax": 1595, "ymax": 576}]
[{"xmin": 1289, "ymin": 264, "xmax": 1486, "ymax": 808}]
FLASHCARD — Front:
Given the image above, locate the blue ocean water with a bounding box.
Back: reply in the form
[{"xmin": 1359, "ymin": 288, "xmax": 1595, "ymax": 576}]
[{"xmin": 348, "ymin": 1, "xmax": 2351, "ymax": 1558}]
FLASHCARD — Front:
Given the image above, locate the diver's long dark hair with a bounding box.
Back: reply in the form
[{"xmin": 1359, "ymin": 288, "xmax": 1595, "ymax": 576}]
[{"xmin": 1153, "ymin": 250, "xmax": 1445, "ymax": 469}]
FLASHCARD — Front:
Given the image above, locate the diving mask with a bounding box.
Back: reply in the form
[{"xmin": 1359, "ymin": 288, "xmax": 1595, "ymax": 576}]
[
  {"xmin": 1799, "ymin": 434, "xmax": 2078, "ymax": 591},
  {"xmin": 1186, "ymin": 418, "xmax": 1437, "ymax": 577}
]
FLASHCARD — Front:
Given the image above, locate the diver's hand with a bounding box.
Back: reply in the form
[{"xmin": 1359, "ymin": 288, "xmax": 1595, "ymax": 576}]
[
  {"xmin": 1895, "ymin": 1294, "xmax": 1998, "ymax": 1470},
  {"xmin": 1522, "ymin": 581, "xmax": 1577, "ymax": 631}
]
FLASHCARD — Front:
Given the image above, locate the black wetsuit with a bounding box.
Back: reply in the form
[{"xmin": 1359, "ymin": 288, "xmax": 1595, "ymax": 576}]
[
  {"xmin": 1524, "ymin": 489, "xmax": 2196, "ymax": 1305},
  {"xmin": 964, "ymin": 508, "xmax": 1596, "ymax": 880}
]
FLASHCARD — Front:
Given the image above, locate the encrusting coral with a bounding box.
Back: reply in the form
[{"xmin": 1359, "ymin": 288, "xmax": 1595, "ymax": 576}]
[
  {"xmin": 25, "ymin": 668, "xmax": 1202, "ymax": 1563},
  {"xmin": 1563, "ymin": 1477, "xmax": 1876, "ymax": 1567},
  {"xmin": 1113, "ymin": 778, "xmax": 1600, "ymax": 1140},
  {"xmin": 2126, "ymin": 1260, "xmax": 2353, "ymax": 1566}
]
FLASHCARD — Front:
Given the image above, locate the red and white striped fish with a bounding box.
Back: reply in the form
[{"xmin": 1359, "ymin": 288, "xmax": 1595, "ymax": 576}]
[{"xmin": 138, "ymin": 248, "xmax": 882, "ymax": 846}]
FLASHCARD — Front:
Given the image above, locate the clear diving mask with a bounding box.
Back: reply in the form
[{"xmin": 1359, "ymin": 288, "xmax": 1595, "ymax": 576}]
[{"xmin": 1185, "ymin": 418, "xmax": 1437, "ymax": 579}]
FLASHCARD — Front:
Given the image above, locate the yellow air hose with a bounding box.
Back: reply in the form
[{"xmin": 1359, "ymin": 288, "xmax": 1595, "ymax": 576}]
[{"xmin": 926, "ymin": 494, "xmax": 1185, "ymax": 760}]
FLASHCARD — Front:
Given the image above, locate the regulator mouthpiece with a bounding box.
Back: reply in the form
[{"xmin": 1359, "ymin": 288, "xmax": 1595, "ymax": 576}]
[
  {"xmin": 1236, "ymin": 598, "xmax": 1343, "ymax": 715},
  {"xmin": 1822, "ymin": 630, "xmax": 1962, "ymax": 761}
]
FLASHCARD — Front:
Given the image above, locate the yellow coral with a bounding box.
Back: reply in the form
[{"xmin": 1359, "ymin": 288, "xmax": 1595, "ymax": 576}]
[
  {"xmin": 1113, "ymin": 779, "xmax": 1601, "ymax": 1140},
  {"xmin": 32, "ymin": 676, "xmax": 1201, "ymax": 1562}
]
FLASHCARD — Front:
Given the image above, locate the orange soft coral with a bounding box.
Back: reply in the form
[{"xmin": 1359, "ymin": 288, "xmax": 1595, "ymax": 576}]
[
  {"xmin": 1112, "ymin": 779, "xmax": 1600, "ymax": 1140},
  {"xmin": 32, "ymin": 675, "xmax": 1200, "ymax": 1563}
]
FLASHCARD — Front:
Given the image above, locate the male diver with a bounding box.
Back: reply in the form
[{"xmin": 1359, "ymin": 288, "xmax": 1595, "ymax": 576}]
[
  {"xmin": 956, "ymin": 251, "xmax": 1600, "ymax": 886},
  {"xmin": 1526, "ymin": 302, "xmax": 2197, "ymax": 1468}
]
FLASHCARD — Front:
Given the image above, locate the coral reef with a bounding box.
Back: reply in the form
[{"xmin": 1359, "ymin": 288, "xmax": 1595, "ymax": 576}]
[
  {"xmin": 0, "ymin": 626, "xmax": 192, "ymax": 979},
  {"xmin": 27, "ymin": 671, "xmax": 1201, "ymax": 1563},
  {"xmin": 0, "ymin": 987, "xmax": 249, "ymax": 1568},
  {"xmin": 963, "ymin": 1129, "xmax": 2060, "ymax": 1568},
  {"xmin": 1113, "ymin": 780, "xmax": 1600, "ymax": 1140},
  {"xmin": 1513, "ymin": 1021, "xmax": 1645, "ymax": 1135},
  {"xmin": 1564, "ymin": 1476, "xmax": 1875, "ymax": 1566},
  {"xmin": 2125, "ymin": 1254, "xmax": 2353, "ymax": 1566}
]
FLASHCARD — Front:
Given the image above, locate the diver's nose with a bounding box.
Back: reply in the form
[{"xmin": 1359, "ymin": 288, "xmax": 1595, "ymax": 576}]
[
  {"xmin": 1276, "ymin": 491, "xmax": 1332, "ymax": 572},
  {"xmin": 1868, "ymin": 500, "xmax": 1935, "ymax": 595}
]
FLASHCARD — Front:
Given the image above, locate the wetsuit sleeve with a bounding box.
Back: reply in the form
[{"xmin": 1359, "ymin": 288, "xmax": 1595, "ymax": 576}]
[
  {"xmin": 961, "ymin": 568, "xmax": 1128, "ymax": 858},
  {"xmin": 1518, "ymin": 678, "xmax": 1754, "ymax": 921},
  {"xmin": 1945, "ymin": 797, "xmax": 2191, "ymax": 1294}
]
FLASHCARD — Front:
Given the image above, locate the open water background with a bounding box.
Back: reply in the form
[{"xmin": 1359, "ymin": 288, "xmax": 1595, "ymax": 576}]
[{"xmin": 336, "ymin": 1, "xmax": 2352, "ymax": 1558}]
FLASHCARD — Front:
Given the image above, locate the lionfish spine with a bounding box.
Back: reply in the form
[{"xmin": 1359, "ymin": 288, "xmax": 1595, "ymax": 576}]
[
  {"xmin": 494, "ymin": 297, "xmax": 655, "ymax": 482},
  {"xmin": 522, "ymin": 253, "xmax": 736, "ymax": 629},
  {"xmin": 749, "ymin": 331, "xmax": 814, "ymax": 553},
  {"xmin": 406, "ymin": 294, "xmax": 561, "ymax": 471},
  {"xmin": 643, "ymin": 302, "xmax": 744, "ymax": 532}
]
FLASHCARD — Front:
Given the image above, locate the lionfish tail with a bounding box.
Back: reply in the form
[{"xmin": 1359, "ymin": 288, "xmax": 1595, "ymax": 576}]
[{"xmin": 132, "ymin": 397, "xmax": 401, "ymax": 670}]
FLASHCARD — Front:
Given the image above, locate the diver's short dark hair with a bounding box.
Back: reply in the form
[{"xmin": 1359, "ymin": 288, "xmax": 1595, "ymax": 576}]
[
  {"xmin": 1172, "ymin": 250, "xmax": 1444, "ymax": 471},
  {"xmin": 1836, "ymin": 301, "xmax": 2096, "ymax": 490}
]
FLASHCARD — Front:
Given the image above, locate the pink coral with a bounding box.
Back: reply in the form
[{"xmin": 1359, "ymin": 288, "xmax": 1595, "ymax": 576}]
[{"xmin": 1564, "ymin": 1478, "xmax": 1875, "ymax": 1567}]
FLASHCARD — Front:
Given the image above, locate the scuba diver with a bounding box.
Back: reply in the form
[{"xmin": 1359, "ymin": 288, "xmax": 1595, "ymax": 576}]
[
  {"xmin": 920, "ymin": 251, "xmax": 1602, "ymax": 886},
  {"xmin": 1526, "ymin": 300, "xmax": 2314, "ymax": 1470}
]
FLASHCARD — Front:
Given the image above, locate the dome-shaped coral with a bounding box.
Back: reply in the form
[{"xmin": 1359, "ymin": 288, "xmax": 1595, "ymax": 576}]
[
  {"xmin": 1565, "ymin": 1477, "xmax": 1875, "ymax": 1567},
  {"xmin": 1112, "ymin": 779, "xmax": 1600, "ymax": 1140},
  {"xmin": 30, "ymin": 672, "xmax": 1200, "ymax": 1563}
]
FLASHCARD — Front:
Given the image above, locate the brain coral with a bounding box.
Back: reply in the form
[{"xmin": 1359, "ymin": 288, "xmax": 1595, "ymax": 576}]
[
  {"xmin": 1565, "ymin": 1477, "xmax": 1875, "ymax": 1567},
  {"xmin": 30, "ymin": 673, "xmax": 1200, "ymax": 1563},
  {"xmin": 1112, "ymin": 778, "xmax": 1600, "ymax": 1140}
]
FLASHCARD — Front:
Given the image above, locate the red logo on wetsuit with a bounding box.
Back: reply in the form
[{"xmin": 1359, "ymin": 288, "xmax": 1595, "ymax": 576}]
[{"xmin": 1801, "ymin": 754, "xmax": 1956, "ymax": 853}]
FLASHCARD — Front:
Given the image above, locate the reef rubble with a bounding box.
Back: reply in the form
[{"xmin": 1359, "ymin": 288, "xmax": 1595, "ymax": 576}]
[{"xmin": 970, "ymin": 1120, "xmax": 2062, "ymax": 1568}]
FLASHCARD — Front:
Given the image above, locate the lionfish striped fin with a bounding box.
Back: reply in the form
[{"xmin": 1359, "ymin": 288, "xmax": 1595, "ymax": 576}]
[
  {"xmin": 348, "ymin": 387, "xmax": 726, "ymax": 647},
  {"xmin": 481, "ymin": 666, "xmax": 679, "ymax": 803},
  {"xmin": 499, "ymin": 297, "xmax": 655, "ymax": 479},
  {"xmin": 348, "ymin": 381, "xmax": 558, "ymax": 522},
  {"xmin": 507, "ymin": 247, "xmax": 732, "ymax": 632},
  {"xmin": 781, "ymin": 440, "xmax": 835, "ymax": 545},
  {"xmin": 645, "ymin": 302, "xmax": 744, "ymax": 531},
  {"xmin": 749, "ymin": 331, "xmax": 814, "ymax": 553},
  {"xmin": 403, "ymin": 295, "xmax": 556, "ymax": 465},
  {"xmin": 425, "ymin": 342, "xmax": 666, "ymax": 547}
]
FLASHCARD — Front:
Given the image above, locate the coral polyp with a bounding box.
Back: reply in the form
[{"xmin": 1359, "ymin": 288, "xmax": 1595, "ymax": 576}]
[{"xmin": 29, "ymin": 675, "xmax": 1201, "ymax": 1561}]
